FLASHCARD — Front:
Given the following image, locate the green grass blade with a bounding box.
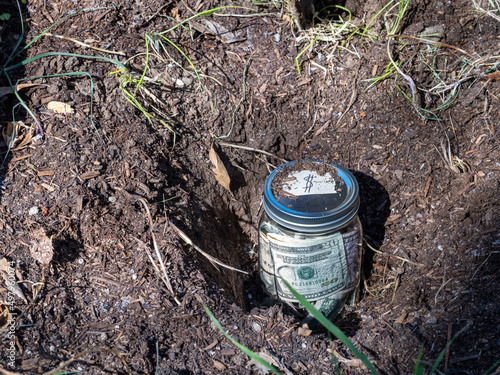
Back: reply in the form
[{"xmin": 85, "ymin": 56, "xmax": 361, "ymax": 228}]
[
  {"xmin": 282, "ymin": 279, "xmax": 378, "ymax": 375},
  {"xmin": 413, "ymin": 345, "xmax": 424, "ymax": 375},
  {"xmin": 134, "ymin": 38, "xmax": 150, "ymax": 96},
  {"xmin": 5, "ymin": 51, "xmax": 125, "ymax": 72},
  {"xmin": 428, "ymin": 324, "xmax": 469, "ymax": 375},
  {"xmin": 483, "ymin": 359, "xmax": 500, "ymax": 375},
  {"xmin": 9, "ymin": 6, "xmax": 115, "ymax": 62},
  {"xmin": 159, "ymin": 6, "xmax": 257, "ymax": 35},
  {"xmin": 361, "ymin": 0, "xmax": 395, "ymax": 37},
  {"xmin": 16, "ymin": 71, "xmax": 101, "ymax": 141},
  {"xmin": 2, "ymin": 0, "xmax": 25, "ymax": 70},
  {"xmin": 296, "ymin": 34, "xmax": 319, "ymax": 76},
  {"xmin": 159, "ymin": 35, "xmax": 201, "ymax": 85},
  {"xmin": 203, "ymin": 305, "xmax": 282, "ymax": 374},
  {"xmin": 4, "ymin": 71, "xmax": 43, "ymax": 135}
]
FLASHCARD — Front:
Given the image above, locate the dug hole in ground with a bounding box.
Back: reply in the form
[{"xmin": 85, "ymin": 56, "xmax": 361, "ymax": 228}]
[{"xmin": 0, "ymin": 0, "xmax": 499, "ymax": 374}]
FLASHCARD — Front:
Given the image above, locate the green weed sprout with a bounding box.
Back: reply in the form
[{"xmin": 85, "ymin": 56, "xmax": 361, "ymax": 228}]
[
  {"xmin": 205, "ymin": 279, "xmax": 500, "ymax": 375},
  {"xmin": 471, "ymin": 0, "xmax": 500, "ymax": 22},
  {"xmin": 294, "ymin": 5, "xmax": 363, "ymax": 75},
  {"xmin": 204, "ymin": 305, "xmax": 281, "ymax": 374},
  {"xmin": 0, "ymin": 3, "xmax": 125, "ymax": 168}
]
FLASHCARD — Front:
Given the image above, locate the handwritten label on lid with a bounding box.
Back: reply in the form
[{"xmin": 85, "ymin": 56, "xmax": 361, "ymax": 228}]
[{"xmin": 281, "ymin": 171, "xmax": 336, "ymax": 197}]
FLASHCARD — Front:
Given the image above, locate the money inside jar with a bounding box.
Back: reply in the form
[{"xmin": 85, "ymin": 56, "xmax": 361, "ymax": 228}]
[{"xmin": 258, "ymin": 159, "xmax": 363, "ymax": 322}]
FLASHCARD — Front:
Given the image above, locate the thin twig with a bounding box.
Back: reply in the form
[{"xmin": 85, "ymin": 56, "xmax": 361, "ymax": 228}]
[
  {"xmin": 135, "ymin": 197, "xmax": 180, "ymax": 305},
  {"xmin": 434, "ymin": 268, "xmax": 453, "ymax": 306},
  {"xmin": 387, "ymin": 34, "xmax": 473, "ymax": 57},
  {"xmin": 115, "ymin": 187, "xmax": 180, "ymax": 305},
  {"xmin": 169, "ymin": 222, "xmax": 249, "ymax": 275},
  {"xmin": 218, "ymin": 141, "xmax": 288, "ymax": 162},
  {"xmin": 44, "ymin": 32, "xmax": 126, "ymax": 56},
  {"xmin": 365, "ymin": 240, "xmax": 423, "ymax": 266},
  {"xmin": 470, "ymin": 251, "xmax": 499, "ymax": 281}
]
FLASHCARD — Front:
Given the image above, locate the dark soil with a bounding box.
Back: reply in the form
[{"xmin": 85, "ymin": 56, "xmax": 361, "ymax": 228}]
[{"xmin": 1, "ymin": 0, "xmax": 499, "ymax": 374}]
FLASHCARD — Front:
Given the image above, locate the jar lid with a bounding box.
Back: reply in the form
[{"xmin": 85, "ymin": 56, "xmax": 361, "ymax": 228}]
[{"xmin": 262, "ymin": 159, "xmax": 359, "ymax": 233}]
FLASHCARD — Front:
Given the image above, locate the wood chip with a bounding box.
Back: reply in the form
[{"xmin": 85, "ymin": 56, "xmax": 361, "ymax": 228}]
[
  {"xmin": 395, "ymin": 311, "xmax": 408, "ymax": 324},
  {"xmin": 298, "ymin": 324, "xmax": 312, "ymax": 337},
  {"xmin": 80, "ymin": 171, "xmax": 100, "ymax": 180},
  {"xmin": 47, "ymin": 101, "xmax": 74, "ymax": 114},
  {"xmin": 209, "ymin": 147, "xmax": 232, "ymax": 194},
  {"xmin": 203, "ymin": 340, "xmax": 219, "ymax": 351},
  {"xmin": 37, "ymin": 170, "xmax": 55, "ymax": 177},
  {"xmin": 212, "ymin": 359, "xmax": 227, "ymax": 371},
  {"xmin": 40, "ymin": 183, "xmax": 56, "ymax": 192},
  {"xmin": 387, "ymin": 214, "xmax": 402, "ymax": 222}
]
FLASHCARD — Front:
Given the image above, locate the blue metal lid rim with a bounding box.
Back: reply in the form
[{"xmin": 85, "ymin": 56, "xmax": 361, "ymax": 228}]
[{"xmin": 262, "ymin": 160, "xmax": 360, "ymax": 233}]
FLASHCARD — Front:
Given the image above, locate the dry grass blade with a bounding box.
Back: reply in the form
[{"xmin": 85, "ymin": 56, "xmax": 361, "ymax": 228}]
[
  {"xmin": 44, "ymin": 32, "xmax": 126, "ymax": 56},
  {"xmin": 2, "ymin": 122, "xmax": 33, "ymax": 151},
  {"xmin": 116, "ymin": 187, "xmax": 181, "ymax": 305},
  {"xmin": 436, "ymin": 138, "xmax": 470, "ymax": 174},
  {"xmin": 0, "ymin": 368, "xmax": 20, "ymax": 375},
  {"xmin": 170, "ymin": 222, "xmax": 249, "ymax": 275},
  {"xmin": 135, "ymin": 197, "xmax": 180, "ymax": 305},
  {"xmin": 41, "ymin": 347, "xmax": 132, "ymax": 375},
  {"xmin": 365, "ymin": 240, "xmax": 423, "ymax": 267},
  {"xmin": 0, "ymin": 303, "xmax": 12, "ymax": 329},
  {"xmin": 209, "ymin": 146, "xmax": 232, "ymax": 194},
  {"xmin": 218, "ymin": 141, "xmax": 288, "ymax": 162}
]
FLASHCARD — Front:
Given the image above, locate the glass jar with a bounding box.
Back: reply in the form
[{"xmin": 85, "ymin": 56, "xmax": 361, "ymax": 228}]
[{"xmin": 258, "ymin": 159, "xmax": 363, "ymax": 322}]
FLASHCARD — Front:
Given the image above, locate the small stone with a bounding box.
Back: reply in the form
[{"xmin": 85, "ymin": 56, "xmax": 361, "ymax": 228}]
[
  {"xmin": 108, "ymin": 196, "xmax": 117, "ymax": 203},
  {"xmin": 252, "ymin": 323, "xmax": 261, "ymax": 332},
  {"xmin": 181, "ymin": 77, "xmax": 193, "ymax": 86},
  {"xmin": 31, "ymin": 134, "xmax": 44, "ymax": 145},
  {"xmin": 175, "ymin": 79, "xmax": 185, "ymax": 88},
  {"xmin": 274, "ymin": 33, "xmax": 280, "ymax": 42},
  {"xmin": 29, "ymin": 206, "xmax": 39, "ymax": 216},
  {"xmin": 395, "ymin": 169, "xmax": 403, "ymax": 181},
  {"xmin": 426, "ymin": 317, "xmax": 438, "ymax": 324}
]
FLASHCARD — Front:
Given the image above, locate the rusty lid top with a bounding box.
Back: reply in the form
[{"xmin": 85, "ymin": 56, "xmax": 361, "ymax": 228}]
[{"xmin": 262, "ymin": 159, "xmax": 359, "ymax": 233}]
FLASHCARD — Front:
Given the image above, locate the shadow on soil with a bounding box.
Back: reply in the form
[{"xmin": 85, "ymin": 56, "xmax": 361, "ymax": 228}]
[{"xmin": 0, "ymin": 2, "xmax": 28, "ymax": 209}]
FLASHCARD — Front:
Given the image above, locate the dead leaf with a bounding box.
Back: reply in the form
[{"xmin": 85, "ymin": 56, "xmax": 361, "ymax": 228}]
[
  {"xmin": 171, "ymin": 7, "xmax": 179, "ymax": 18},
  {"xmin": 191, "ymin": 20, "xmax": 246, "ymax": 44},
  {"xmin": 30, "ymin": 229, "xmax": 54, "ymax": 266},
  {"xmin": 2, "ymin": 122, "xmax": 33, "ymax": 151},
  {"xmin": 0, "ymin": 258, "xmax": 27, "ymax": 303},
  {"xmin": 47, "ymin": 101, "xmax": 74, "ymax": 114},
  {"xmin": 209, "ymin": 147, "xmax": 232, "ymax": 194}
]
